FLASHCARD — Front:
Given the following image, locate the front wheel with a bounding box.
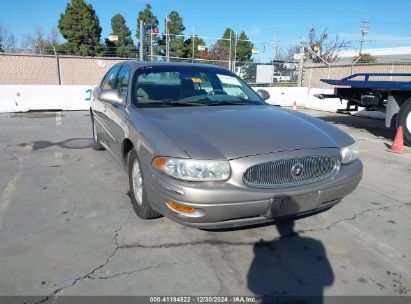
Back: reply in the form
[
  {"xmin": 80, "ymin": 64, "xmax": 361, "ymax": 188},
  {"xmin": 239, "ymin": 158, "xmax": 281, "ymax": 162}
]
[
  {"xmin": 91, "ymin": 116, "xmax": 104, "ymax": 150},
  {"xmin": 128, "ymin": 149, "xmax": 162, "ymax": 219},
  {"xmin": 397, "ymin": 98, "xmax": 411, "ymax": 147}
]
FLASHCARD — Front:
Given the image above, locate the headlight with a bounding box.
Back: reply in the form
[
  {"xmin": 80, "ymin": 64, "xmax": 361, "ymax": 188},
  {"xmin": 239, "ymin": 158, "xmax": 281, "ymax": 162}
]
[
  {"xmin": 340, "ymin": 143, "xmax": 359, "ymax": 164},
  {"xmin": 152, "ymin": 157, "xmax": 231, "ymax": 181}
]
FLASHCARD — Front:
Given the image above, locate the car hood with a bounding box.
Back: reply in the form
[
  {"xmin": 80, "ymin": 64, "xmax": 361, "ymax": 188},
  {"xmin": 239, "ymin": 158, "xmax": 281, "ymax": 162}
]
[{"xmin": 139, "ymin": 105, "xmax": 353, "ymax": 160}]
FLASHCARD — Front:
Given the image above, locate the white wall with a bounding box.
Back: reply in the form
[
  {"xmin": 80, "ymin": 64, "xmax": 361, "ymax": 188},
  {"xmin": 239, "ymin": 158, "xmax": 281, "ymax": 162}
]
[
  {"xmin": 252, "ymin": 86, "xmax": 384, "ymax": 120},
  {"xmin": 252, "ymin": 87, "xmax": 309, "ymax": 107},
  {"xmin": 0, "ymin": 85, "xmax": 384, "ymax": 121},
  {"xmin": 0, "ymin": 85, "xmax": 94, "ymax": 113}
]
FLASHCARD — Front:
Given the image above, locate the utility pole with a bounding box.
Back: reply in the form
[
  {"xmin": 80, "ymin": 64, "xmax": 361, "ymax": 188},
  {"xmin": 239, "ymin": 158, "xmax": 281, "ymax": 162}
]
[{"xmin": 359, "ymin": 21, "xmax": 369, "ymax": 56}]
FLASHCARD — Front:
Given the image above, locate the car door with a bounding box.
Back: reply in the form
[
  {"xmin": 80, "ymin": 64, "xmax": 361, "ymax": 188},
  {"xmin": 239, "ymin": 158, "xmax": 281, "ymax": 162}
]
[
  {"xmin": 104, "ymin": 64, "xmax": 131, "ymax": 161},
  {"xmin": 94, "ymin": 65, "xmax": 121, "ymax": 149}
]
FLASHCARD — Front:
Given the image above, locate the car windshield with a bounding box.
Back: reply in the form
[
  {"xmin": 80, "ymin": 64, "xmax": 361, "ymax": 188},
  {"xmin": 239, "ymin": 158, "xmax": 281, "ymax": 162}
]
[{"xmin": 133, "ymin": 65, "xmax": 264, "ymax": 107}]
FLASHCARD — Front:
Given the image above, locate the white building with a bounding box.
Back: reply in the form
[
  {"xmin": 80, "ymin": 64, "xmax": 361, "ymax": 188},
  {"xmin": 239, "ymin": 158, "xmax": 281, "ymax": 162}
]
[{"xmin": 338, "ymin": 46, "xmax": 411, "ymax": 63}]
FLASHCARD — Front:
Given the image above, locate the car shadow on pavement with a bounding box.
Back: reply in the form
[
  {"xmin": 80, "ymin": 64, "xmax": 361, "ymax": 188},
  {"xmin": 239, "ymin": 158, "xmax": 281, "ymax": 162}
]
[
  {"xmin": 16, "ymin": 138, "xmax": 94, "ymax": 150},
  {"xmin": 247, "ymin": 201, "xmax": 334, "ymax": 304},
  {"xmin": 318, "ymin": 114, "xmax": 396, "ymax": 140}
]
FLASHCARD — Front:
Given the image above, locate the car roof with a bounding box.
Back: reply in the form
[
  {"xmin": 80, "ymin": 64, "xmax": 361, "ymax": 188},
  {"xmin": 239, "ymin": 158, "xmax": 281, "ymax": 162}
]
[{"xmin": 115, "ymin": 61, "xmax": 231, "ymax": 72}]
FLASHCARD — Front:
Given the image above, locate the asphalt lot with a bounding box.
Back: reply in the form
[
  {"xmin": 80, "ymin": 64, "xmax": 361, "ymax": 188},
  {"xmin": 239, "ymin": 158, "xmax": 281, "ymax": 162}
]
[{"xmin": 0, "ymin": 108, "xmax": 410, "ymax": 301}]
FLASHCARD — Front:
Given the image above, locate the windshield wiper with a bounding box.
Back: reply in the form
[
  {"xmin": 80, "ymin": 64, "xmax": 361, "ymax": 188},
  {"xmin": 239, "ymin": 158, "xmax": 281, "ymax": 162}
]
[
  {"xmin": 150, "ymin": 99, "xmax": 206, "ymax": 106},
  {"xmin": 206, "ymin": 100, "xmax": 250, "ymax": 106}
]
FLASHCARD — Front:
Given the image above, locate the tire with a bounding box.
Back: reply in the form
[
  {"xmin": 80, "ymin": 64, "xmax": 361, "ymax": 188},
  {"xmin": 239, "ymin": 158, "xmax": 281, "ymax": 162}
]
[
  {"xmin": 396, "ymin": 98, "xmax": 411, "ymax": 147},
  {"xmin": 128, "ymin": 149, "xmax": 162, "ymax": 219},
  {"xmin": 91, "ymin": 115, "xmax": 104, "ymax": 150}
]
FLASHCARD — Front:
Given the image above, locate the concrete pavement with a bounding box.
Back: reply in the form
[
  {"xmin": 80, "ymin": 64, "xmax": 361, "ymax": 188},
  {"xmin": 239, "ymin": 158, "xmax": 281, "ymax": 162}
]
[{"xmin": 0, "ymin": 109, "xmax": 410, "ymax": 302}]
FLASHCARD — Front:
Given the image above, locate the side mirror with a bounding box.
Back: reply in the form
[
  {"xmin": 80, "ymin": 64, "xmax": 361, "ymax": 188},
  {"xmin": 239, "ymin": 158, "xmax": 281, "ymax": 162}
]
[
  {"xmin": 92, "ymin": 87, "xmax": 101, "ymax": 99},
  {"xmin": 256, "ymin": 89, "xmax": 270, "ymax": 101},
  {"xmin": 98, "ymin": 89, "xmax": 123, "ymax": 105}
]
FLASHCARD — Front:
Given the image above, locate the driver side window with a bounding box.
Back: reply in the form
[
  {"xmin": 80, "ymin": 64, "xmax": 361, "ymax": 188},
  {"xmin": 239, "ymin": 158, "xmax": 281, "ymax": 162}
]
[{"xmin": 116, "ymin": 65, "xmax": 130, "ymax": 99}]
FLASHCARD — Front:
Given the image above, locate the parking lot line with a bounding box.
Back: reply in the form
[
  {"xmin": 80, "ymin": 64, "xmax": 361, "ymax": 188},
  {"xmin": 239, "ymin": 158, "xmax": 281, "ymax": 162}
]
[{"xmin": 56, "ymin": 112, "xmax": 62, "ymax": 126}]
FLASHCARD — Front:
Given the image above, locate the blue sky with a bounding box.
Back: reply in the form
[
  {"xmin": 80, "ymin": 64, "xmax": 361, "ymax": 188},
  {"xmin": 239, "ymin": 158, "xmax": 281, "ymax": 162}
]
[{"xmin": 1, "ymin": 0, "xmax": 411, "ymax": 53}]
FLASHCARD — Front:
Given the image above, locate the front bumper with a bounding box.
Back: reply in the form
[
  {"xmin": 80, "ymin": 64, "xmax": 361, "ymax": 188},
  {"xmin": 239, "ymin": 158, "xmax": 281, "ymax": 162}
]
[{"xmin": 144, "ymin": 150, "xmax": 363, "ymax": 229}]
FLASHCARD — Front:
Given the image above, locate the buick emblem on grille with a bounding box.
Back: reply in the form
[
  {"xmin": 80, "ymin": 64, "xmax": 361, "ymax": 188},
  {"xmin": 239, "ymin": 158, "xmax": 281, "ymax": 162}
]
[{"xmin": 291, "ymin": 163, "xmax": 304, "ymax": 177}]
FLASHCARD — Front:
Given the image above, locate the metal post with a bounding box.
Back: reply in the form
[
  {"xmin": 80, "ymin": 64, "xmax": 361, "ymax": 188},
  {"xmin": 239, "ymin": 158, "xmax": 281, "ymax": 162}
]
[
  {"xmin": 139, "ymin": 20, "xmax": 145, "ymax": 61},
  {"xmin": 192, "ymin": 27, "xmax": 195, "ymax": 63},
  {"xmin": 52, "ymin": 45, "xmax": 61, "ymax": 85},
  {"xmin": 298, "ymin": 39, "xmax": 305, "ymax": 87},
  {"xmin": 233, "ymin": 31, "xmax": 237, "ymax": 73},
  {"xmin": 272, "ymin": 37, "xmax": 276, "ymax": 85},
  {"xmin": 165, "ymin": 13, "xmax": 169, "ymax": 62},
  {"xmin": 228, "ymin": 31, "xmax": 232, "ymax": 71},
  {"xmin": 351, "ymin": 55, "xmax": 361, "ymax": 74},
  {"xmin": 150, "ymin": 26, "xmax": 153, "ymax": 61}
]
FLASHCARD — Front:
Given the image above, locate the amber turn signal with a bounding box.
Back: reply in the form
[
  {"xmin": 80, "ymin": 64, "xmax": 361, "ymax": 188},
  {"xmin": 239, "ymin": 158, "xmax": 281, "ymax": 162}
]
[
  {"xmin": 152, "ymin": 157, "xmax": 166, "ymax": 170},
  {"xmin": 166, "ymin": 201, "xmax": 196, "ymax": 213}
]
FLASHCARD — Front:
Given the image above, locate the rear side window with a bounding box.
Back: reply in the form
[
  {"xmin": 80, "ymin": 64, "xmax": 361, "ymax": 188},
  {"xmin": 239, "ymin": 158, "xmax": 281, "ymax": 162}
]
[{"xmin": 101, "ymin": 65, "xmax": 121, "ymax": 90}]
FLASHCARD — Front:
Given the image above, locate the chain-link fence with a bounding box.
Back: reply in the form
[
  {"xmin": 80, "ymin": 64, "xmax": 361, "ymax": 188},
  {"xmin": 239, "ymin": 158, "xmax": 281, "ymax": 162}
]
[
  {"xmin": 143, "ymin": 31, "xmax": 302, "ymax": 87},
  {"xmin": 3, "ymin": 27, "xmax": 411, "ymax": 87},
  {"xmin": 0, "ymin": 26, "xmax": 304, "ymax": 86}
]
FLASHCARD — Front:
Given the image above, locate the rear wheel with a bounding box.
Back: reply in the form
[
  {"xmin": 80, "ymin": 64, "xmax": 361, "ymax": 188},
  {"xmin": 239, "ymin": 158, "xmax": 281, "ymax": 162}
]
[
  {"xmin": 397, "ymin": 98, "xmax": 411, "ymax": 147},
  {"xmin": 128, "ymin": 149, "xmax": 161, "ymax": 219},
  {"xmin": 91, "ymin": 115, "xmax": 104, "ymax": 150}
]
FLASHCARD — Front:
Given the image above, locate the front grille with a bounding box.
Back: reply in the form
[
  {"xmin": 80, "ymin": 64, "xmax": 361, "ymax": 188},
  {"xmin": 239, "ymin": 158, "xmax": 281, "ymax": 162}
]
[{"xmin": 243, "ymin": 156, "xmax": 340, "ymax": 189}]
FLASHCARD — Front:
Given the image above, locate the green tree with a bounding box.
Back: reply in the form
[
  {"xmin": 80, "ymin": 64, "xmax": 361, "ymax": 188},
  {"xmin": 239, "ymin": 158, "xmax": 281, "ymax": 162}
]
[
  {"xmin": 184, "ymin": 35, "xmax": 206, "ymax": 59},
  {"xmin": 355, "ymin": 53, "xmax": 376, "ymax": 63},
  {"xmin": 218, "ymin": 27, "xmax": 235, "ymax": 47},
  {"xmin": 215, "ymin": 28, "xmax": 235, "ymax": 61},
  {"xmin": 211, "ymin": 28, "xmax": 254, "ymax": 67},
  {"xmin": 236, "ymin": 31, "xmax": 253, "ymax": 63},
  {"xmin": 136, "ymin": 4, "xmax": 159, "ymax": 39},
  {"xmin": 158, "ymin": 10, "xmax": 186, "ymax": 58},
  {"xmin": 58, "ymin": 0, "xmax": 103, "ymax": 56},
  {"xmin": 167, "ymin": 11, "xmax": 185, "ymax": 35},
  {"xmin": 136, "ymin": 4, "xmax": 159, "ymax": 58},
  {"xmin": 106, "ymin": 14, "xmax": 136, "ymax": 57}
]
